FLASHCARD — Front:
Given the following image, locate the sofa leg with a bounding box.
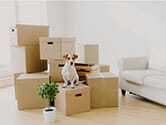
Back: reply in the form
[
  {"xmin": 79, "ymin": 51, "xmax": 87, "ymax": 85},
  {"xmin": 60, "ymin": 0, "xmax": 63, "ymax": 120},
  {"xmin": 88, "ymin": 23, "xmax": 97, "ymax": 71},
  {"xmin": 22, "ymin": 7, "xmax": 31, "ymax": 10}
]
[{"xmin": 121, "ymin": 89, "xmax": 126, "ymax": 96}]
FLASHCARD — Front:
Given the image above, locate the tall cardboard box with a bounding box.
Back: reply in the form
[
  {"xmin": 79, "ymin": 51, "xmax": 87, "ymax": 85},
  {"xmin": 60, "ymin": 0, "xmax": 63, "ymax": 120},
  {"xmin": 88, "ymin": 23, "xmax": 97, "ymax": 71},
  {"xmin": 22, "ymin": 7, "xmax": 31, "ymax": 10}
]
[
  {"xmin": 16, "ymin": 72, "xmax": 49, "ymax": 110},
  {"xmin": 85, "ymin": 44, "xmax": 99, "ymax": 64},
  {"xmin": 49, "ymin": 59, "xmax": 65, "ymax": 82},
  {"xmin": 11, "ymin": 46, "xmax": 47, "ymax": 73},
  {"xmin": 10, "ymin": 24, "xmax": 49, "ymax": 46},
  {"xmin": 56, "ymin": 83, "xmax": 90, "ymax": 116},
  {"xmin": 40, "ymin": 37, "xmax": 76, "ymax": 60},
  {"xmin": 86, "ymin": 72, "xmax": 119, "ymax": 108},
  {"xmin": 99, "ymin": 64, "xmax": 110, "ymax": 72}
]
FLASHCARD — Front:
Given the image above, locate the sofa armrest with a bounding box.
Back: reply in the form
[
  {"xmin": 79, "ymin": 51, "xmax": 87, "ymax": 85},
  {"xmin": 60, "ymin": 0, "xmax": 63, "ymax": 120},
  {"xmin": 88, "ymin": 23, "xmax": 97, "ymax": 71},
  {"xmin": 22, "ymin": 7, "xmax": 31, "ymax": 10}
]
[{"xmin": 118, "ymin": 56, "xmax": 148, "ymax": 71}]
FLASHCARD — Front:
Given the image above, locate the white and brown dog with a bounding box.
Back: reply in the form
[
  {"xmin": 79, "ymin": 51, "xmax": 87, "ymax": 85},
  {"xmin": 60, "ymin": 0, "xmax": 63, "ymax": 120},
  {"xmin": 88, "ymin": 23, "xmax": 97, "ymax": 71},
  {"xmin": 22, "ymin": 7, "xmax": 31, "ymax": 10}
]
[{"xmin": 62, "ymin": 54, "xmax": 79, "ymax": 89}]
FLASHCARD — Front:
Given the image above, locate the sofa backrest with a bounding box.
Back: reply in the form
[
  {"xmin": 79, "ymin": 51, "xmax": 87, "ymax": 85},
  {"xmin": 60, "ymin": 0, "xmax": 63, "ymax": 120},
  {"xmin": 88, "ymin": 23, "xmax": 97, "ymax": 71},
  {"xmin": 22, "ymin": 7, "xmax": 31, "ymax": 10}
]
[{"xmin": 148, "ymin": 47, "xmax": 166, "ymax": 72}]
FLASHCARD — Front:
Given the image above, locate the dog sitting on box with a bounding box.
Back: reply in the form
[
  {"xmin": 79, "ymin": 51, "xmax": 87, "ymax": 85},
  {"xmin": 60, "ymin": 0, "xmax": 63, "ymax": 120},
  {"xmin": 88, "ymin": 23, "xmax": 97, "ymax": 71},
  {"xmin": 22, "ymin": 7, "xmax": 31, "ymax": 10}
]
[{"xmin": 62, "ymin": 54, "xmax": 79, "ymax": 89}]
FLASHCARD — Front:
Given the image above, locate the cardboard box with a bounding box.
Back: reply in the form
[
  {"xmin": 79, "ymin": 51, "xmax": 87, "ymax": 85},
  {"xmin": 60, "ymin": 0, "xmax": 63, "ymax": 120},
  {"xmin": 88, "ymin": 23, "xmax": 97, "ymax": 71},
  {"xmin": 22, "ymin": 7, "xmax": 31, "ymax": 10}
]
[
  {"xmin": 40, "ymin": 37, "xmax": 76, "ymax": 60},
  {"xmin": 85, "ymin": 44, "xmax": 99, "ymax": 64},
  {"xmin": 99, "ymin": 64, "xmax": 110, "ymax": 72},
  {"xmin": 86, "ymin": 72, "xmax": 119, "ymax": 108},
  {"xmin": 11, "ymin": 45, "xmax": 47, "ymax": 74},
  {"xmin": 49, "ymin": 59, "xmax": 65, "ymax": 82},
  {"xmin": 76, "ymin": 43, "xmax": 99, "ymax": 64},
  {"xmin": 56, "ymin": 83, "xmax": 90, "ymax": 116},
  {"xmin": 16, "ymin": 72, "xmax": 50, "ymax": 110},
  {"xmin": 10, "ymin": 24, "xmax": 49, "ymax": 46}
]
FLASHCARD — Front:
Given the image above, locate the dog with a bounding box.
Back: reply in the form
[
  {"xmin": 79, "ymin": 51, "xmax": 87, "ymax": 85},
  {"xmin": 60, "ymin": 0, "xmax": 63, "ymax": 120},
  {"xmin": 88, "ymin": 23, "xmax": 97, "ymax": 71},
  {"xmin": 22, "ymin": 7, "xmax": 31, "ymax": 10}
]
[{"xmin": 62, "ymin": 54, "xmax": 79, "ymax": 89}]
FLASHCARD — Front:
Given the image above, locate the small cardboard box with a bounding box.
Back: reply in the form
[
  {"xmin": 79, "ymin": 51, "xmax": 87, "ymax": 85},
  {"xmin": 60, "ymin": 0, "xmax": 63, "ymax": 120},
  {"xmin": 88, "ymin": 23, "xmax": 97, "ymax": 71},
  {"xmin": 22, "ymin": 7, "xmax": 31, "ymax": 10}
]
[
  {"xmin": 40, "ymin": 37, "xmax": 76, "ymax": 60},
  {"xmin": 85, "ymin": 44, "xmax": 99, "ymax": 64},
  {"xmin": 56, "ymin": 83, "xmax": 90, "ymax": 116},
  {"xmin": 99, "ymin": 64, "xmax": 110, "ymax": 72},
  {"xmin": 86, "ymin": 72, "xmax": 119, "ymax": 108},
  {"xmin": 10, "ymin": 24, "xmax": 49, "ymax": 46},
  {"xmin": 16, "ymin": 72, "xmax": 50, "ymax": 110},
  {"xmin": 11, "ymin": 45, "xmax": 47, "ymax": 73},
  {"xmin": 49, "ymin": 59, "xmax": 65, "ymax": 82}
]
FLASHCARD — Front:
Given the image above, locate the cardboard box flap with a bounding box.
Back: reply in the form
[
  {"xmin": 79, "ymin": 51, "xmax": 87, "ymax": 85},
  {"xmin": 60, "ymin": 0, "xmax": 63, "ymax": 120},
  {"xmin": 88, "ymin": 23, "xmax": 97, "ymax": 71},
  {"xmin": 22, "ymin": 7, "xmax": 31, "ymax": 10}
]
[
  {"xmin": 17, "ymin": 72, "xmax": 49, "ymax": 80},
  {"xmin": 58, "ymin": 83, "xmax": 89, "ymax": 92},
  {"xmin": 16, "ymin": 24, "xmax": 49, "ymax": 29}
]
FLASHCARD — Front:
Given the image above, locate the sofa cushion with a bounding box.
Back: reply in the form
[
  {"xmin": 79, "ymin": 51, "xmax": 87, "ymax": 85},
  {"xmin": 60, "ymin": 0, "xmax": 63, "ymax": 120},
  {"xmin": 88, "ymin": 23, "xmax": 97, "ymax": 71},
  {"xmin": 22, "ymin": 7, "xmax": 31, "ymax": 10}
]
[
  {"xmin": 144, "ymin": 75, "xmax": 166, "ymax": 91},
  {"xmin": 148, "ymin": 47, "xmax": 166, "ymax": 72},
  {"xmin": 121, "ymin": 70, "xmax": 163, "ymax": 85}
]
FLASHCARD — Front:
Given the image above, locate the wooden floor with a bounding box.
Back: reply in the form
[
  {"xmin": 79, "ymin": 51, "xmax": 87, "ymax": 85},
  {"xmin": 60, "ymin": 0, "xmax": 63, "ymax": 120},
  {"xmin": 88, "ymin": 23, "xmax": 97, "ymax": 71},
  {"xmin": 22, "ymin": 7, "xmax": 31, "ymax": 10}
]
[{"xmin": 0, "ymin": 86, "xmax": 165, "ymax": 125}]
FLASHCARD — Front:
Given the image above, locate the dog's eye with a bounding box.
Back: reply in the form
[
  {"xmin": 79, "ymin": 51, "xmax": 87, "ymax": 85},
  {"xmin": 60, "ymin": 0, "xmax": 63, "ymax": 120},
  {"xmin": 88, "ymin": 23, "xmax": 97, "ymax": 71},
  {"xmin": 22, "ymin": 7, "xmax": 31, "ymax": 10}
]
[{"xmin": 67, "ymin": 58, "xmax": 70, "ymax": 60}]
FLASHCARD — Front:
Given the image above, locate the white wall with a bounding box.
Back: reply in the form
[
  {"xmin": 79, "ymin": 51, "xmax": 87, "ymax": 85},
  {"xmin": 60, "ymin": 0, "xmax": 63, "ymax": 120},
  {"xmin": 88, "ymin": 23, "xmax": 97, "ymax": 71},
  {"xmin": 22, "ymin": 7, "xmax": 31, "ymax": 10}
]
[
  {"xmin": 47, "ymin": 1, "xmax": 65, "ymax": 36},
  {"xmin": 63, "ymin": 1, "xmax": 166, "ymax": 74},
  {"xmin": 0, "ymin": 0, "xmax": 15, "ymax": 67},
  {"xmin": 15, "ymin": 0, "xmax": 47, "ymax": 25}
]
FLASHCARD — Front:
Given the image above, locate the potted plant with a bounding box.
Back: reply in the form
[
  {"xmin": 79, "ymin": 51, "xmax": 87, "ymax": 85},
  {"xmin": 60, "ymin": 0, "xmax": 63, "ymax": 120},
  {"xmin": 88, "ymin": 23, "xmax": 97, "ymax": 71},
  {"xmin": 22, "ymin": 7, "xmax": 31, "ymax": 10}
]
[{"xmin": 37, "ymin": 81, "xmax": 59, "ymax": 123}]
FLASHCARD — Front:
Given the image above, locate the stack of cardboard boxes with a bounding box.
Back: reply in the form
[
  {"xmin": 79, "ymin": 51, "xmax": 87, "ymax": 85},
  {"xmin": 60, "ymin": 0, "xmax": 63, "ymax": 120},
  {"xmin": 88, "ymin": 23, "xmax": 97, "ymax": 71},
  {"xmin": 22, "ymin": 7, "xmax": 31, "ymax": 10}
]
[
  {"xmin": 12, "ymin": 24, "xmax": 119, "ymax": 116},
  {"xmin": 11, "ymin": 24, "xmax": 48, "ymax": 73},
  {"xmin": 39, "ymin": 37, "xmax": 76, "ymax": 82},
  {"xmin": 11, "ymin": 24, "xmax": 50, "ymax": 109}
]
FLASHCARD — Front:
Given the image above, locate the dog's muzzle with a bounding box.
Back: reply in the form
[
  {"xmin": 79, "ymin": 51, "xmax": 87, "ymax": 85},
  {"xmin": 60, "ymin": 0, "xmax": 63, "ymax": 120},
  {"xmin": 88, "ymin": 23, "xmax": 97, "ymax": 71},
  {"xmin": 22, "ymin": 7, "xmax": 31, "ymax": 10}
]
[{"xmin": 70, "ymin": 62, "xmax": 73, "ymax": 66}]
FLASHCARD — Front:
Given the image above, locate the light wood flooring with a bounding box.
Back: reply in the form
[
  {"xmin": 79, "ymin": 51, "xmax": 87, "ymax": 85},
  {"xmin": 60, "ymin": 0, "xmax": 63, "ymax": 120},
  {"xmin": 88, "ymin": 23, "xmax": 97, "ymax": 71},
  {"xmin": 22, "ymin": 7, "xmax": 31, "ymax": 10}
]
[{"xmin": 0, "ymin": 86, "xmax": 165, "ymax": 125}]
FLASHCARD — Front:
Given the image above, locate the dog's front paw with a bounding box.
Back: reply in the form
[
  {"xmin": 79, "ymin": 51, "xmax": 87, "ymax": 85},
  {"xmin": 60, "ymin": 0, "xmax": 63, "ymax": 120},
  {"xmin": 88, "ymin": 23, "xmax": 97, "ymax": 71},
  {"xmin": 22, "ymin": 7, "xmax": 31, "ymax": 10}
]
[
  {"xmin": 70, "ymin": 84, "xmax": 75, "ymax": 89},
  {"xmin": 62, "ymin": 83, "xmax": 68, "ymax": 88},
  {"xmin": 75, "ymin": 81, "xmax": 79, "ymax": 86}
]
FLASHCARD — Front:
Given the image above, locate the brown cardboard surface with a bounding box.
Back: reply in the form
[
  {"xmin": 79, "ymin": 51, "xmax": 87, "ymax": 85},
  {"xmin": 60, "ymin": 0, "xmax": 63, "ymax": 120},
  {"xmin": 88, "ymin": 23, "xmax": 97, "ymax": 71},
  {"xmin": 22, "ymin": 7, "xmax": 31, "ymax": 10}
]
[
  {"xmin": 10, "ymin": 24, "xmax": 49, "ymax": 46},
  {"xmin": 14, "ymin": 73, "xmax": 23, "ymax": 100},
  {"xmin": 49, "ymin": 59, "xmax": 65, "ymax": 82},
  {"xmin": 76, "ymin": 42, "xmax": 85, "ymax": 63},
  {"xmin": 56, "ymin": 83, "xmax": 90, "ymax": 116},
  {"xmin": 11, "ymin": 46, "xmax": 47, "ymax": 74},
  {"xmin": 40, "ymin": 37, "xmax": 76, "ymax": 60},
  {"xmin": 85, "ymin": 44, "xmax": 99, "ymax": 64},
  {"xmin": 61, "ymin": 37, "xmax": 76, "ymax": 56},
  {"xmin": 86, "ymin": 72, "xmax": 119, "ymax": 108},
  {"xmin": 16, "ymin": 72, "xmax": 49, "ymax": 110},
  {"xmin": 99, "ymin": 64, "xmax": 110, "ymax": 72},
  {"xmin": 40, "ymin": 37, "xmax": 61, "ymax": 59}
]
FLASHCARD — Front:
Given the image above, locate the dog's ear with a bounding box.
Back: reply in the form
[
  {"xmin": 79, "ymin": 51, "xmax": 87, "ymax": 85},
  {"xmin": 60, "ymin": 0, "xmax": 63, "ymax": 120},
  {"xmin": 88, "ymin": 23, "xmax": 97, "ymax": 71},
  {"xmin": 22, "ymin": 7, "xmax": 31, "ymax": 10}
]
[
  {"xmin": 63, "ymin": 54, "xmax": 68, "ymax": 59},
  {"xmin": 72, "ymin": 54, "xmax": 78, "ymax": 60}
]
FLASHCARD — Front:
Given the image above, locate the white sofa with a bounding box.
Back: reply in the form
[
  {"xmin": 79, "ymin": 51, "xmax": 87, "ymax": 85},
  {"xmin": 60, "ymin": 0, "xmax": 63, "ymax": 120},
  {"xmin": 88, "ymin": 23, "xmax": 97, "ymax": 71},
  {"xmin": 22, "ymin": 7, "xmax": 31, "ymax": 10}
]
[{"xmin": 118, "ymin": 48, "xmax": 166, "ymax": 106}]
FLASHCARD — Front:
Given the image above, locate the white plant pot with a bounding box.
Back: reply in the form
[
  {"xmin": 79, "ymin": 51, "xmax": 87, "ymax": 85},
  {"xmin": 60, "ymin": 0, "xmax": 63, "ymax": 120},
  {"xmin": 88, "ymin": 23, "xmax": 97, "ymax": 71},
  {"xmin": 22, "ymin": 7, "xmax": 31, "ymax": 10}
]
[{"xmin": 43, "ymin": 107, "xmax": 56, "ymax": 124}]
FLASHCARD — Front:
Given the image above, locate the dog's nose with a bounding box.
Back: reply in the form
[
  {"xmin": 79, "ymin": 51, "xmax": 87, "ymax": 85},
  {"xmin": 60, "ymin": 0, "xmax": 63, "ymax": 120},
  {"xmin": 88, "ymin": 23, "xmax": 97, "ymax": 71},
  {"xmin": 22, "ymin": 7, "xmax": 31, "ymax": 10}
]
[{"xmin": 70, "ymin": 62, "xmax": 73, "ymax": 65}]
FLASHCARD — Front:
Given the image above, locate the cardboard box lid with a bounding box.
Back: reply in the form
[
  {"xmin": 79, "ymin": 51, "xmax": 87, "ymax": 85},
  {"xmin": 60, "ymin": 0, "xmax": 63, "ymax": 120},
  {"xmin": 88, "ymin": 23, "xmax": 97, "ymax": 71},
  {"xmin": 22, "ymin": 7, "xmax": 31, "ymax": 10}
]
[
  {"xmin": 99, "ymin": 64, "xmax": 110, "ymax": 67},
  {"xmin": 16, "ymin": 24, "xmax": 49, "ymax": 29},
  {"xmin": 86, "ymin": 72, "xmax": 117, "ymax": 79},
  {"xmin": 58, "ymin": 83, "xmax": 90, "ymax": 92},
  {"xmin": 17, "ymin": 72, "xmax": 49, "ymax": 80}
]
